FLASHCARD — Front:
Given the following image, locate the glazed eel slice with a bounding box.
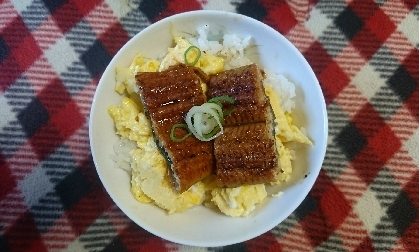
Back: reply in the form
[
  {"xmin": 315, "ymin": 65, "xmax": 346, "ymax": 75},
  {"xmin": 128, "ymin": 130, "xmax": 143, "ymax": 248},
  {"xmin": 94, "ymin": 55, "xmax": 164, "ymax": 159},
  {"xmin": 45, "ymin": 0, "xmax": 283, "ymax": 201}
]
[
  {"xmin": 136, "ymin": 64, "xmax": 213, "ymax": 193},
  {"xmin": 208, "ymin": 64, "xmax": 280, "ymax": 187}
]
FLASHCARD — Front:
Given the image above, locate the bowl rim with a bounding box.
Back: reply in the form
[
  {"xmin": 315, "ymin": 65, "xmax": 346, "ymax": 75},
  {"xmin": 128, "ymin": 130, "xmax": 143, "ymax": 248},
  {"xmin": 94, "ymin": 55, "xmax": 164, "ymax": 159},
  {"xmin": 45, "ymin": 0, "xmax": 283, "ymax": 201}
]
[{"xmin": 89, "ymin": 9, "xmax": 328, "ymax": 247}]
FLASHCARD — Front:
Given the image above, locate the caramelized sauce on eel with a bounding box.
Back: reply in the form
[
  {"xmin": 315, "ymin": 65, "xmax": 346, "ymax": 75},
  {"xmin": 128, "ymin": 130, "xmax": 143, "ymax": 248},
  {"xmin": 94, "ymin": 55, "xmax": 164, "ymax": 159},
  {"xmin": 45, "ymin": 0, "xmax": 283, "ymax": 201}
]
[{"xmin": 136, "ymin": 63, "xmax": 280, "ymax": 192}]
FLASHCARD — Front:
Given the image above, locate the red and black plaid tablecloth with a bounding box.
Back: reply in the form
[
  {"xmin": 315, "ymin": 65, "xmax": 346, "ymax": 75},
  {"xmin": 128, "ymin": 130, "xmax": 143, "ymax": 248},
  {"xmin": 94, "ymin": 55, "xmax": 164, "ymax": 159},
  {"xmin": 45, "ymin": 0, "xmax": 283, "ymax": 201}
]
[{"xmin": 1, "ymin": 0, "xmax": 419, "ymax": 251}]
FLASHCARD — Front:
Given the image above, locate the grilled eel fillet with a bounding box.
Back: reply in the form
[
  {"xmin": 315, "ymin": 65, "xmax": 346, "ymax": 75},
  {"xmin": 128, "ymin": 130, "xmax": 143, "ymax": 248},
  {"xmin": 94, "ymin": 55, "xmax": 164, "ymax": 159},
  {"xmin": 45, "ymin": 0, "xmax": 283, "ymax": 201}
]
[
  {"xmin": 136, "ymin": 64, "xmax": 213, "ymax": 193},
  {"xmin": 209, "ymin": 64, "xmax": 280, "ymax": 187}
]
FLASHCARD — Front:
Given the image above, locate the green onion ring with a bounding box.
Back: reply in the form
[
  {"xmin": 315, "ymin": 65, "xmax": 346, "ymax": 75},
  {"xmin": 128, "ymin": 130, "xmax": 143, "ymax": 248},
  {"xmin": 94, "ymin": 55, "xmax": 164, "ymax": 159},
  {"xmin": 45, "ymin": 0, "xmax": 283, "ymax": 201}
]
[
  {"xmin": 184, "ymin": 46, "xmax": 201, "ymax": 66},
  {"xmin": 170, "ymin": 123, "xmax": 192, "ymax": 142}
]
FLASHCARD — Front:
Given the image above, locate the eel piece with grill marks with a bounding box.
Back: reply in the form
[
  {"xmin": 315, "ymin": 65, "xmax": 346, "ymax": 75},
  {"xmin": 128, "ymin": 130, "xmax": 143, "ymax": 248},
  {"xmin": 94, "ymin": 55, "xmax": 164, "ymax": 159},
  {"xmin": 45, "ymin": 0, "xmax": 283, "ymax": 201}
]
[
  {"xmin": 136, "ymin": 64, "xmax": 213, "ymax": 193},
  {"xmin": 208, "ymin": 63, "xmax": 280, "ymax": 187}
]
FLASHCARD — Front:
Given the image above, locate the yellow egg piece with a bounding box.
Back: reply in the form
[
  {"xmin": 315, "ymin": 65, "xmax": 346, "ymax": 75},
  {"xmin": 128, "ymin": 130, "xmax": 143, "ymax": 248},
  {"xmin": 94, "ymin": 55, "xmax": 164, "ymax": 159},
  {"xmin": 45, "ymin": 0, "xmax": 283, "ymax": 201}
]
[
  {"xmin": 211, "ymin": 184, "xmax": 267, "ymax": 217},
  {"xmin": 197, "ymin": 52, "xmax": 225, "ymax": 75}
]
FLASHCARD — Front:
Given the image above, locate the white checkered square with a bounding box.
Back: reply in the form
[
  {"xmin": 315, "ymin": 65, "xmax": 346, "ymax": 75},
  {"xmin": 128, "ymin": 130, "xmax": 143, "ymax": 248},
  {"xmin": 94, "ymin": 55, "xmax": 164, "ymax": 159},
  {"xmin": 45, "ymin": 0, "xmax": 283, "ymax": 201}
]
[
  {"xmin": 398, "ymin": 11, "xmax": 419, "ymax": 47},
  {"xmin": 354, "ymin": 187, "xmax": 385, "ymax": 234},
  {"xmin": 105, "ymin": 0, "xmax": 137, "ymax": 19},
  {"xmin": 351, "ymin": 63, "xmax": 386, "ymax": 100},
  {"xmin": 404, "ymin": 129, "xmax": 419, "ymax": 167},
  {"xmin": 0, "ymin": 95, "xmax": 16, "ymax": 130},
  {"xmin": 62, "ymin": 239, "xmax": 89, "ymax": 252},
  {"xmin": 45, "ymin": 36, "xmax": 79, "ymax": 75},
  {"xmin": 199, "ymin": 0, "xmax": 242, "ymax": 12},
  {"xmin": 9, "ymin": 0, "xmax": 32, "ymax": 15},
  {"xmin": 18, "ymin": 166, "xmax": 55, "ymax": 208},
  {"xmin": 305, "ymin": 7, "xmax": 333, "ymax": 39}
]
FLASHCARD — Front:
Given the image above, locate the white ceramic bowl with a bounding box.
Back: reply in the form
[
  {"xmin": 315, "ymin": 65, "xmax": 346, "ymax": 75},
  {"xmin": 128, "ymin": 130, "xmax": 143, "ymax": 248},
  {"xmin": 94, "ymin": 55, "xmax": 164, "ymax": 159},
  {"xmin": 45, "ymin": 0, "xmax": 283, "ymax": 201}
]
[{"xmin": 89, "ymin": 10, "xmax": 328, "ymax": 247}]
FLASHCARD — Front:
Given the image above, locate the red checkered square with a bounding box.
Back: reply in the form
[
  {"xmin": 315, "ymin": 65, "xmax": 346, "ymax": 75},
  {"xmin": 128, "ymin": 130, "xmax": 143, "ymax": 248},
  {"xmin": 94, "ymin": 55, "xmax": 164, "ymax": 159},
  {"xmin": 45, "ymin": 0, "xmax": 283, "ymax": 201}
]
[
  {"xmin": 157, "ymin": 0, "xmax": 202, "ymax": 21},
  {"xmin": 351, "ymin": 28, "xmax": 383, "ymax": 61},
  {"xmin": 351, "ymin": 147, "xmax": 384, "ymax": 185},
  {"xmin": 348, "ymin": 0, "xmax": 379, "ymax": 21},
  {"xmin": 402, "ymin": 50, "xmax": 419, "ymax": 121},
  {"xmin": 0, "ymin": 15, "xmax": 42, "ymax": 91},
  {"xmin": 11, "ymin": 34, "xmax": 42, "ymax": 70},
  {"xmin": 368, "ymin": 124, "xmax": 401, "ymax": 164},
  {"xmin": 402, "ymin": 48, "xmax": 419, "ymax": 82},
  {"xmin": 406, "ymin": 88, "xmax": 419, "ymax": 123},
  {"xmin": 0, "ymin": 154, "xmax": 16, "ymax": 200},
  {"xmin": 303, "ymin": 40, "xmax": 334, "ymax": 80},
  {"xmin": 37, "ymin": 78, "xmax": 72, "ymax": 115},
  {"xmin": 366, "ymin": 8, "xmax": 396, "ymax": 42},
  {"xmin": 318, "ymin": 60, "xmax": 351, "ymax": 104},
  {"xmin": 3, "ymin": 212, "xmax": 48, "ymax": 252},
  {"xmin": 99, "ymin": 22, "xmax": 130, "ymax": 56},
  {"xmin": 245, "ymin": 231, "xmax": 283, "ymax": 251},
  {"xmin": 402, "ymin": 0, "xmax": 419, "ymax": 10},
  {"xmin": 51, "ymin": 2, "xmax": 84, "ymax": 34},
  {"xmin": 300, "ymin": 171, "xmax": 343, "ymax": 247},
  {"xmin": 118, "ymin": 222, "xmax": 167, "ymax": 251},
  {"xmin": 29, "ymin": 123, "xmax": 65, "ymax": 161},
  {"xmin": 49, "ymin": 100, "xmax": 85, "ymax": 140},
  {"xmin": 0, "ymin": 57, "xmax": 21, "ymax": 93},
  {"xmin": 263, "ymin": 1, "xmax": 299, "ymax": 35},
  {"xmin": 2, "ymin": 15, "xmax": 34, "ymax": 50},
  {"xmin": 356, "ymin": 236, "xmax": 374, "ymax": 251},
  {"xmin": 319, "ymin": 182, "xmax": 352, "ymax": 229},
  {"xmin": 71, "ymin": 0, "xmax": 102, "ymax": 15},
  {"xmin": 353, "ymin": 103, "xmax": 386, "ymax": 138},
  {"xmin": 64, "ymin": 188, "xmax": 113, "ymax": 235}
]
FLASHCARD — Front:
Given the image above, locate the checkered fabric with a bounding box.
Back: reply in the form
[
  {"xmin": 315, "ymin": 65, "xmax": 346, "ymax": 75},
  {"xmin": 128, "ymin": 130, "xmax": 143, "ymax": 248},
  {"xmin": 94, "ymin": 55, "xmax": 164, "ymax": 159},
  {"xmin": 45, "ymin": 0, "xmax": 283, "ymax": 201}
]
[{"xmin": 1, "ymin": 0, "xmax": 418, "ymax": 251}]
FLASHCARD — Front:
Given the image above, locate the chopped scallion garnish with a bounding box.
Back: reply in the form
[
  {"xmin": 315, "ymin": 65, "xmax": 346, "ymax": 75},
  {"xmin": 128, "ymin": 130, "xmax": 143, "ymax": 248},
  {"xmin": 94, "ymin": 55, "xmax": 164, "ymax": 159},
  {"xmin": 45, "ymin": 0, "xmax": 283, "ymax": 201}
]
[
  {"xmin": 170, "ymin": 123, "xmax": 192, "ymax": 142},
  {"xmin": 184, "ymin": 46, "xmax": 201, "ymax": 66},
  {"xmin": 170, "ymin": 96, "xmax": 235, "ymax": 142}
]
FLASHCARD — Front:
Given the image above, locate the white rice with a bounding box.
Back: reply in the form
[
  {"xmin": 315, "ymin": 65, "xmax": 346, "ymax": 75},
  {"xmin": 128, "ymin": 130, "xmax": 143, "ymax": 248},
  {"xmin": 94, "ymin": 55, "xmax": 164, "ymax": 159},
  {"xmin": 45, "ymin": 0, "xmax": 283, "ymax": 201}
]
[
  {"xmin": 110, "ymin": 137, "xmax": 136, "ymax": 172},
  {"xmin": 263, "ymin": 70, "xmax": 296, "ymax": 113},
  {"xmin": 188, "ymin": 25, "xmax": 252, "ymax": 70}
]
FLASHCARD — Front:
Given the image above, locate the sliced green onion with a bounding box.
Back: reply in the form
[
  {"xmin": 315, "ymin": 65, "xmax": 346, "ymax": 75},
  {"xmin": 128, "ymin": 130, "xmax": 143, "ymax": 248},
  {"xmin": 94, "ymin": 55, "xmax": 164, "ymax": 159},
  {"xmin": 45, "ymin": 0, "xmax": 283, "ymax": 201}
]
[
  {"xmin": 184, "ymin": 46, "xmax": 201, "ymax": 66},
  {"xmin": 170, "ymin": 123, "xmax": 192, "ymax": 142},
  {"xmin": 170, "ymin": 96, "xmax": 235, "ymax": 142},
  {"xmin": 207, "ymin": 95, "xmax": 235, "ymax": 105},
  {"xmin": 185, "ymin": 104, "xmax": 223, "ymax": 141}
]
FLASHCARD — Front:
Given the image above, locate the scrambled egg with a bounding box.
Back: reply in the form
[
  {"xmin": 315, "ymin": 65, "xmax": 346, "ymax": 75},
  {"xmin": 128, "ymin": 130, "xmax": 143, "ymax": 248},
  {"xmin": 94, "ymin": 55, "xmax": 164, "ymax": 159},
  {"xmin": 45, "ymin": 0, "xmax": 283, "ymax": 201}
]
[
  {"xmin": 108, "ymin": 36, "xmax": 312, "ymax": 217},
  {"xmin": 211, "ymin": 185, "xmax": 267, "ymax": 217},
  {"xmin": 115, "ymin": 54, "xmax": 159, "ymax": 95},
  {"xmin": 264, "ymin": 85, "xmax": 313, "ymax": 183}
]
